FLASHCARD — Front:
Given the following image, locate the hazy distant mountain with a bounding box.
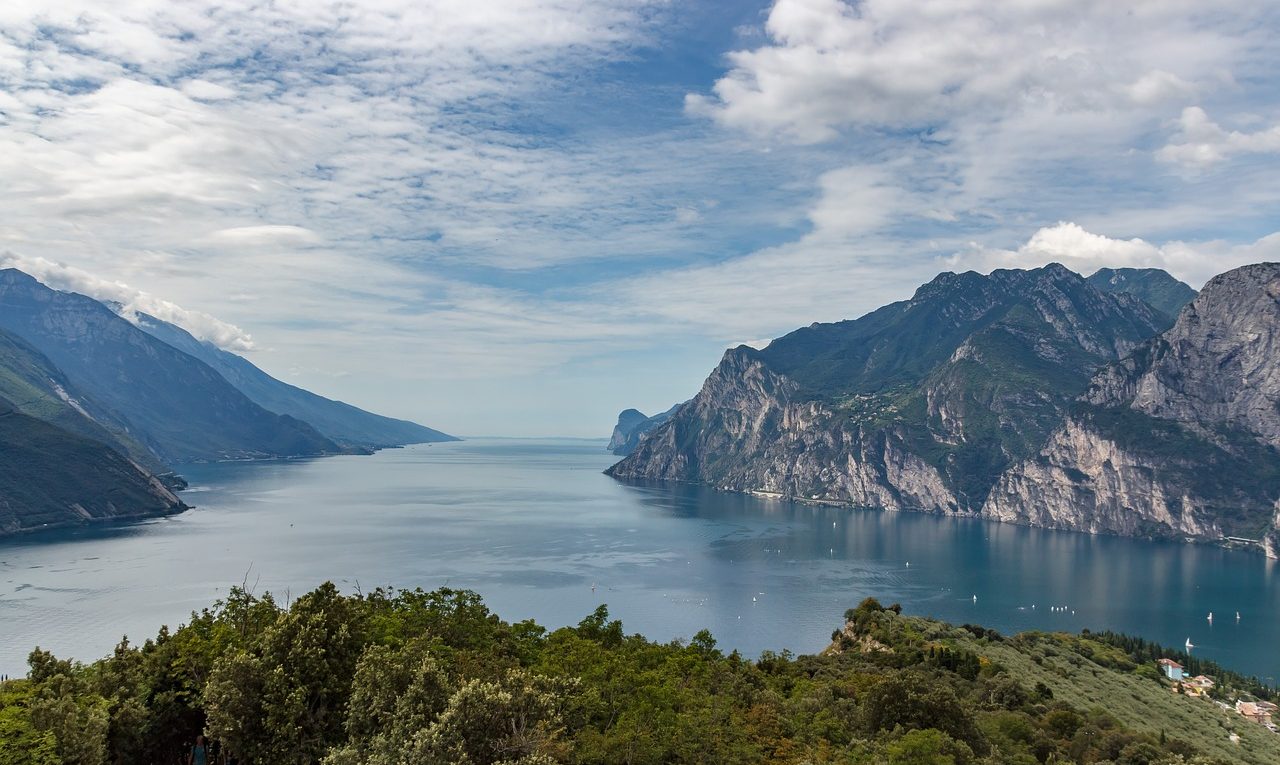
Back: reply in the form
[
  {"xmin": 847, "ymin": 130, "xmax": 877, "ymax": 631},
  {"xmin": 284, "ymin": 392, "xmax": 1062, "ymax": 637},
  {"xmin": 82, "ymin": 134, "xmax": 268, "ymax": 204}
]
[
  {"xmin": 0, "ymin": 269, "xmax": 339, "ymax": 464},
  {"xmin": 1086, "ymin": 267, "xmax": 1197, "ymax": 319},
  {"xmin": 607, "ymin": 404, "xmax": 681, "ymax": 456},
  {"xmin": 0, "ymin": 393, "xmax": 185, "ymax": 536},
  {"xmin": 135, "ymin": 313, "xmax": 457, "ymax": 449}
]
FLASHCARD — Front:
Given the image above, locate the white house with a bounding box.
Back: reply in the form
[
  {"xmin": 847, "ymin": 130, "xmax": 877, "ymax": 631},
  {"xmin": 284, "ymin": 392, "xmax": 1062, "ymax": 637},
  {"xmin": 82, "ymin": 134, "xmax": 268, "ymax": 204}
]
[{"xmin": 1158, "ymin": 658, "xmax": 1184, "ymax": 681}]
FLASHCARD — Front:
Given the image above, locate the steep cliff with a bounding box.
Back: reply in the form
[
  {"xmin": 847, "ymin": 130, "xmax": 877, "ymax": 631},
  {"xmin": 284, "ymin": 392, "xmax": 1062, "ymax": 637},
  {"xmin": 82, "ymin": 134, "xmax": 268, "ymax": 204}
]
[
  {"xmin": 607, "ymin": 404, "xmax": 682, "ymax": 455},
  {"xmin": 984, "ymin": 263, "xmax": 1280, "ymax": 551},
  {"xmin": 609, "ymin": 265, "xmax": 1172, "ymax": 512}
]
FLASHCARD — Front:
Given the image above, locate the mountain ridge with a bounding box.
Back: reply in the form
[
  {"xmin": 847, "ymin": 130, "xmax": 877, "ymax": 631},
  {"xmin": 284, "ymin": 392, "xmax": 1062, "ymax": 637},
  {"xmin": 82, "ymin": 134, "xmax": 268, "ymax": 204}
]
[
  {"xmin": 0, "ymin": 268, "xmax": 340, "ymax": 464},
  {"xmin": 133, "ymin": 312, "xmax": 457, "ymax": 449}
]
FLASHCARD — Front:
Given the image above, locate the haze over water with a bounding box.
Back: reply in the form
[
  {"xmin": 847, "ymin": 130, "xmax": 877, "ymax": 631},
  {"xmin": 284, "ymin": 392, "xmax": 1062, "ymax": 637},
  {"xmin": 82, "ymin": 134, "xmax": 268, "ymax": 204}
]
[{"xmin": 1, "ymin": 438, "xmax": 1276, "ymax": 681}]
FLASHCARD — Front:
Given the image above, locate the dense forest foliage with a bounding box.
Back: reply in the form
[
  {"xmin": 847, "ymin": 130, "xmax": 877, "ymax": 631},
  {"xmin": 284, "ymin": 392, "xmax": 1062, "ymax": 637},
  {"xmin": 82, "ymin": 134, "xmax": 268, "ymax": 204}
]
[{"xmin": 1, "ymin": 586, "xmax": 1275, "ymax": 765}]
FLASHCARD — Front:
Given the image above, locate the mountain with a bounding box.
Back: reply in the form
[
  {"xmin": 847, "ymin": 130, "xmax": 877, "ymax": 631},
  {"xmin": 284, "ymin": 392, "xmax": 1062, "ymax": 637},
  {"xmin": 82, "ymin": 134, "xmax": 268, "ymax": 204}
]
[
  {"xmin": 0, "ymin": 269, "xmax": 339, "ymax": 464},
  {"xmin": 608, "ymin": 264, "xmax": 1174, "ymax": 514},
  {"xmin": 607, "ymin": 404, "xmax": 681, "ymax": 455},
  {"xmin": 0, "ymin": 393, "xmax": 185, "ymax": 535},
  {"xmin": 133, "ymin": 313, "xmax": 456, "ymax": 450},
  {"xmin": 0, "ymin": 326, "xmax": 164, "ymax": 472},
  {"xmin": 1086, "ymin": 267, "xmax": 1197, "ymax": 319},
  {"xmin": 610, "ymin": 262, "xmax": 1280, "ymax": 556},
  {"xmin": 985, "ymin": 263, "xmax": 1280, "ymax": 555}
]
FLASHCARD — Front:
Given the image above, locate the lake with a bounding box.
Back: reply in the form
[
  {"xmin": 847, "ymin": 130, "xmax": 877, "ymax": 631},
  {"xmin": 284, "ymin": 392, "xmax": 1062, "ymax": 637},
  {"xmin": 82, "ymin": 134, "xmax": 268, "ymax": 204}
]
[{"xmin": 1, "ymin": 438, "xmax": 1277, "ymax": 681}]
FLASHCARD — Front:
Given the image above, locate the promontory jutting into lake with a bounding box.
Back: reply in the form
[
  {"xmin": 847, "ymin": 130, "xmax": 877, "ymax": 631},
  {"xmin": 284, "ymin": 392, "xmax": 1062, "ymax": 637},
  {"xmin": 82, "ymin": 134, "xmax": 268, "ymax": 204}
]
[{"xmin": 3, "ymin": 2, "xmax": 1280, "ymax": 762}]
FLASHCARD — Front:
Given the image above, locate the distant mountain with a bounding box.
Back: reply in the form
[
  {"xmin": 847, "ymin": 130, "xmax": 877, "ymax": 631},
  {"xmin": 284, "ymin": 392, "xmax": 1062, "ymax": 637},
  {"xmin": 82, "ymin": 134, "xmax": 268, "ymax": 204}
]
[
  {"xmin": 1086, "ymin": 267, "xmax": 1197, "ymax": 319},
  {"xmin": 987, "ymin": 263, "xmax": 1280, "ymax": 555},
  {"xmin": 0, "ymin": 269, "xmax": 339, "ymax": 464},
  {"xmin": 609, "ymin": 264, "xmax": 1173, "ymax": 511},
  {"xmin": 0, "ymin": 393, "xmax": 185, "ymax": 536},
  {"xmin": 607, "ymin": 404, "xmax": 681, "ymax": 456},
  {"xmin": 134, "ymin": 313, "xmax": 456, "ymax": 450}
]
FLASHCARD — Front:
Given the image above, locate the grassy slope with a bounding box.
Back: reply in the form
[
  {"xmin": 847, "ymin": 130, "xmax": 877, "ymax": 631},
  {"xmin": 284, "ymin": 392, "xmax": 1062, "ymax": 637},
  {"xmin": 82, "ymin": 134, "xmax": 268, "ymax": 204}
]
[{"xmin": 907, "ymin": 617, "xmax": 1280, "ymax": 765}]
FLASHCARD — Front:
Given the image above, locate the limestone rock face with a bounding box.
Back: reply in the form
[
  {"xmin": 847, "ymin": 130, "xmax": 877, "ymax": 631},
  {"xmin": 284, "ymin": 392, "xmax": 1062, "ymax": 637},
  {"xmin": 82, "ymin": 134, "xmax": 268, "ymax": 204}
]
[
  {"xmin": 986, "ymin": 263, "xmax": 1280, "ymax": 553},
  {"xmin": 609, "ymin": 265, "xmax": 1176, "ymax": 518},
  {"xmin": 608, "ymin": 348, "xmax": 959, "ymax": 511},
  {"xmin": 981, "ymin": 418, "xmax": 1220, "ymax": 539},
  {"xmin": 610, "ymin": 263, "xmax": 1280, "ymax": 555},
  {"xmin": 1088, "ymin": 264, "xmax": 1280, "ymax": 445},
  {"xmin": 607, "ymin": 405, "xmax": 682, "ymax": 456}
]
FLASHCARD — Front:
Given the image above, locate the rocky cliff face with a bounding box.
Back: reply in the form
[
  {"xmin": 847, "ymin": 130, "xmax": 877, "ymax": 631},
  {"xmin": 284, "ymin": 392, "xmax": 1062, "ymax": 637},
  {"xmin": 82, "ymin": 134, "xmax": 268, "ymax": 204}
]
[
  {"xmin": 609, "ymin": 265, "xmax": 1176, "ymax": 516},
  {"xmin": 610, "ymin": 263, "xmax": 1278, "ymax": 555},
  {"xmin": 984, "ymin": 263, "xmax": 1280, "ymax": 553},
  {"xmin": 1087, "ymin": 264, "xmax": 1280, "ymax": 445},
  {"xmin": 610, "ymin": 348, "xmax": 960, "ymax": 511},
  {"xmin": 980, "ymin": 417, "xmax": 1222, "ymax": 539}
]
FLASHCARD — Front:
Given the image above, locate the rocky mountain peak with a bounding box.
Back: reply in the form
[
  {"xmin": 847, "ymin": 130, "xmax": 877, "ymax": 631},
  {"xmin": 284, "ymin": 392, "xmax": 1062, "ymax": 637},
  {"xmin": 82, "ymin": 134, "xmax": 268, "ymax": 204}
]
[{"xmin": 1090, "ymin": 262, "xmax": 1280, "ymax": 444}]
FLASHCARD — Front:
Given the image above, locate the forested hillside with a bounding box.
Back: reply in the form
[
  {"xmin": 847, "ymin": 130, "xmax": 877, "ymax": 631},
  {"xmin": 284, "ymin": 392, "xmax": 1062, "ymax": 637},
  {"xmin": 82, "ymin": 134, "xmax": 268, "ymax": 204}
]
[{"xmin": 1, "ymin": 586, "xmax": 1275, "ymax": 765}]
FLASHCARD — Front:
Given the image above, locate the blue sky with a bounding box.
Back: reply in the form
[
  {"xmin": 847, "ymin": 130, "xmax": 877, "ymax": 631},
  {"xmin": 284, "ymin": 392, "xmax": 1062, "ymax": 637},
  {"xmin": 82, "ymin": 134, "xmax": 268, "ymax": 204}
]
[{"xmin": 2, "ymin": 0, "xmax": 1280, "ymax": 437}]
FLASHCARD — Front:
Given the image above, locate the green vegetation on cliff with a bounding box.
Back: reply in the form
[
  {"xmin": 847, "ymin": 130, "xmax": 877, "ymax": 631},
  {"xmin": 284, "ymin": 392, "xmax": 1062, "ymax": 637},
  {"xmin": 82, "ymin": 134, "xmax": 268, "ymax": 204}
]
[
  {"xmin": 2, "ymin": 586, "xmax": 1276, "ymax": 765},
  {"xmin": 0, "ymin": 396, "xmax": 186, "ymax": 535}
]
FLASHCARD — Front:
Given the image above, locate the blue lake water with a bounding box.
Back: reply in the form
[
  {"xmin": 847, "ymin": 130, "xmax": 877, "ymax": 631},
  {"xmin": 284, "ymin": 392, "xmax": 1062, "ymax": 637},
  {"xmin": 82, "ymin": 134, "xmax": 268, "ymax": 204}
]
[{"xmin": 1, "ymin": 438, "xmax": 1277, "ymax": 681}]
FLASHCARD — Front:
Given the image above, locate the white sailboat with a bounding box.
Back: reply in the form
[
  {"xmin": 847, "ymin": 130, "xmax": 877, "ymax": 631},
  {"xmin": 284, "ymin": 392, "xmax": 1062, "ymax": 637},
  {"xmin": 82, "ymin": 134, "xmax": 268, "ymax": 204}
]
[
  {"xmin": 1207, "ymin": 611, "xmax": 1213, "ymax": 624},
  {"xmin": 1185, "ymin": 637, "xmax": 1194, "ymax": 650}
]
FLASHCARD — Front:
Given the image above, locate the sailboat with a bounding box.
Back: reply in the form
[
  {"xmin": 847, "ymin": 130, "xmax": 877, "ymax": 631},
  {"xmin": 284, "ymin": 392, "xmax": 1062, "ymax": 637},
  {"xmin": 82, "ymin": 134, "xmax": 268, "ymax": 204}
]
[
  {"xmin": 1236, "ymin": 611, "xmax": 1241, "ymax": 621},
  {"xmin": 1185, "ymin": 637, "xmax": 1194, "ymax": 650},
  {"xmin": 1207, "ymin": 611, "xmax": 1213, "ymax": 624}
]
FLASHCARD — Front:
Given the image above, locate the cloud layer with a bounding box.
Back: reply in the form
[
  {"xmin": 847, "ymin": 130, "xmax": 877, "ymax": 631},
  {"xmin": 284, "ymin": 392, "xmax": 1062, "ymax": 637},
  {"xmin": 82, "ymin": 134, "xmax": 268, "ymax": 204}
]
[{"xmin": 0, "ymin": 0, "xmax": 1277, "ymax": 435}]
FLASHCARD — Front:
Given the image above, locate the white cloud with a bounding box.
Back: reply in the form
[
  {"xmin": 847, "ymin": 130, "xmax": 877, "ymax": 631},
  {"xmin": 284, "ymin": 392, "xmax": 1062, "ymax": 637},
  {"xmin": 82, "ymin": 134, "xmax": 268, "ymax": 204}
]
[
  {"xmin": 181, "ymin": 79, "xmax": 236, "ymax": 101},
  {"xmin": 947, "ymin": 222, "xmax": 1280, "ymax": 289},
  {"xmin": 0, "ymin": 0, "xmax": 1277, "ymax": 436},
  {"xmin": 1125, "ymin": 70, "xmax": 1197, "ymax": 106},
  {"xmin": 0, "ymin": 253, "xmax": 256, "ymax": 351},
  {"xmin": 687, "ymin": 0, "xmax": 1258, "ymax": 142},
  {"xmin": 210, "ymin": 226, "xmax": 322, "ymax": 246},
  {"xmin": 1157, "ymin": 106, "xmax": 1280, "ymax": 168}
]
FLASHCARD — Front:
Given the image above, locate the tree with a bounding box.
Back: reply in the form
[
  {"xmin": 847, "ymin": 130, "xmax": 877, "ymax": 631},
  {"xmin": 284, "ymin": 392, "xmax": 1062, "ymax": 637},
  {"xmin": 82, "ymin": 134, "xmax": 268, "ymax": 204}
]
[
  {"xmin": 0, "ymin": 681, "xmax": 59, "ymax": 765},
  {"xmin": 860, "ymin": 673, "xmax": 987, "ymax": 755},
  {"xmin": 886, "ymin": 728, "xmax": 974, "ymax": 765},
  {"xmin": 205, "ymin": 582, "xmax": 365, "ymax": 763},
  {"xmin": 28, "ymin": 674, "xmax": 109, "ymax": 765},
  {"xmin": 324, "ymin": 640, "xmax": 451, "ymax": 764},
  {"xmin": 404, "ymin": 669, "xmax": 578, "ymax": 765}
]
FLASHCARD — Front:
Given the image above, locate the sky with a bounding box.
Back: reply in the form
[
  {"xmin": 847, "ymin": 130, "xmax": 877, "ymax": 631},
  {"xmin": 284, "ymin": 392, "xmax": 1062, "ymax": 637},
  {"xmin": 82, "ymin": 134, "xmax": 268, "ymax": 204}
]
[{"xmin": 1, "ymin": 0, "xmax": 1279, "ymax": 437}]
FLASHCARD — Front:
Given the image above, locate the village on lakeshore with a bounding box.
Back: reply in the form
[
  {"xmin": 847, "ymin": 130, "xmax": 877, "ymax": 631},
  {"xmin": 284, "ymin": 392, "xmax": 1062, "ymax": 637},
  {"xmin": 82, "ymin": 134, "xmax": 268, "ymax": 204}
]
[{"xmin": 1158, "ymin": 658, "xmax": 1278, "ymax": 734}]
